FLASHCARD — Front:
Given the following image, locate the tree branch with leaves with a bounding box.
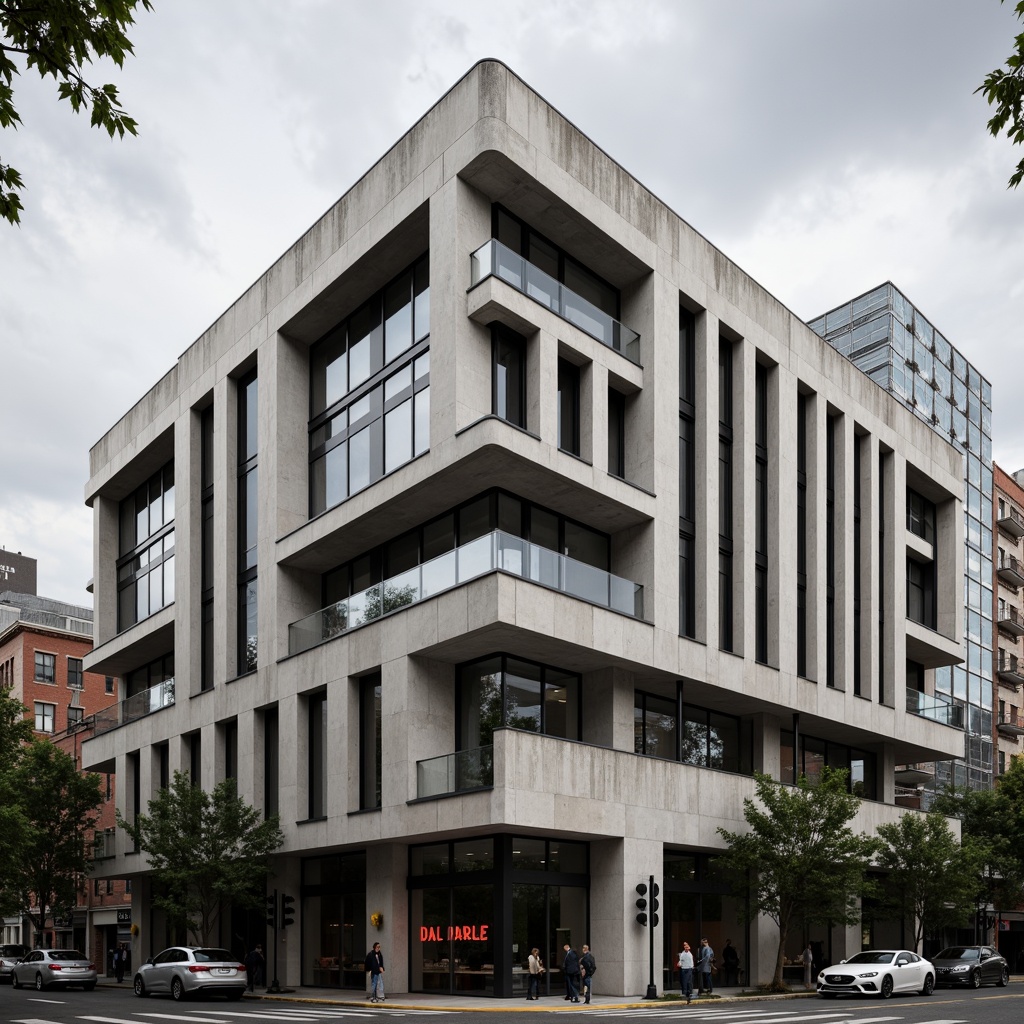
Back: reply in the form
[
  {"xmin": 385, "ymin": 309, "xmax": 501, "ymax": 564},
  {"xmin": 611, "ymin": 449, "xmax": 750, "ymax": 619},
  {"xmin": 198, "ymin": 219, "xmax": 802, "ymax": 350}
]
[
  {"xmin": 0, "ymin": 0, "xmax": 153, "ymax": 224},
  {"xmin": 978, "ymin": 0, "xmax": 1024, "ymax": 188}
]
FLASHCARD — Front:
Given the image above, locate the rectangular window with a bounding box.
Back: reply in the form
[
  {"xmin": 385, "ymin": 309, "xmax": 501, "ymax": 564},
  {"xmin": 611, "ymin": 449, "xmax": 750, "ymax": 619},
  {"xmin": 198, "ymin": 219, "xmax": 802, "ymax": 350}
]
[
  {"xmin": 67, "ymin": 706, "xmax": 84, "ymax": 729},
  {"xmin": 128, "ymin": 750, "xmax": 141, "ymax": 851},
  {"xmin": 608, "ymin": 388, "xmax": 625, "ymax": 479},
  {"xmin": 189, "ymin": 732, "xmax": 202, "ymax": 787},
  {"xmin": 105, "ymin": 675, "xmax": 115, "ymax": 695},
  {"xmin": 94, "ymin": 878, "xmax": 101, "ymax": 896},
  {"xmin": 557, "ymin": 358, "xmax": 581, "ymax": 456},
  {"xmin": 492, "ymin": 325, "xmax": 526, "ymax": 427},
  {"xmin": 223, "ymin": 719, "xmax": 238, "ymax": 782},
  {"xmin": 67, "ymin": 657, "xmax": 84, "ymax": 689},
  {"xmin": 116, "ymin": 463, "xmax": 175, "ymax": 632},
  {"xmin": 853, "ymin": 436, "xmax": 863, "ymax": 697},
  {"xmin": 679, "ymin": 309, "xmax": 696, "ymax": 638},
  {"xmin": 309, "ymin": 254, "xmax": 430, "ymax": 515},
  {"xmin": 238, "ymin": 371, "xmax": 258, "ymax": 675},
  {"xmin": 34, "ymin": 701, "xmax": 55, "ymax": 733},
  {"xmin": 826, "ymin": 415, "xmax": 836, "ymax": 687},
  {"xmin": 200, "ymin": 404, "xmax": 215, "ymax": 691},
  {"xmin": 797, "ymin": 394, "xmax": 808, "ymax": 678},
  {"xmin": 755, "ymin": 364, "xmax": 768, "ymax": 664},
  {"xmin": 907, "ymin": 488, "xmax": 936, "ymax": 544},
  {"xmin": 907, "ymin": 557, "xmax": 936, "ymax": 628},
  {"xmin": 35, "ymin": 651, "xmax": 55, "ymax": 683},
  {"xmin": 308, "ymin": 693, "xmax": 327, "ymax": 819},
  {"xmin": 360, "ymin": 673, "xmax": 382, "ymax": 810},
  {"xmin": 156, "ymin": 741, "xmax": 169, "ymax": 791},
  {"xmin": 718, "ymin": 340, "xmax": 733, "ymax": 652},
  {"xmin": 263, "ymin": 707, "xmax": 279, "ymax": 820}
]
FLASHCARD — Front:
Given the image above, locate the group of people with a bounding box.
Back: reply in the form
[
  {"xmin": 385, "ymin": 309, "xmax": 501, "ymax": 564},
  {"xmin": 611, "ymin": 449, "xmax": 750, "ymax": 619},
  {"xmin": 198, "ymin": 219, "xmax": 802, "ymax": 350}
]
[
  {"xmin": 527, "ymin": 943, "xmax": 597, "ymax": 1003},
  {"xmin": 677, "ymin": 938, "xmax": 740, "ymax": 1003}
]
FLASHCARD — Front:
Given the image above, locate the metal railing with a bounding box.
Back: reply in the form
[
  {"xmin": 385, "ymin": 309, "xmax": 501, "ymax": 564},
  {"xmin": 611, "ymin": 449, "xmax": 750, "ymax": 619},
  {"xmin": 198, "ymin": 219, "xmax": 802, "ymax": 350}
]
[
  {"xmin": 92, "ymin": 678, "xmax": 176, "ymax": 736},
  {"xmin": 998, "ymin": 607, "xmax": 1024, "ymax": 634},
  {"xmin": 416, "ymin": 745, "xmax": 494, "ymax": 799},
  {"xmin": 997, "ymin": 505, "xmax": 1024, "ymax": 537},
  {"xmin": 470, "ymin": 239, "xmax": 640, "ymax": 363},
  {"xmin": 289, "ymin": 530, "xmax": 644, "ymax": 655},
  {"xmin": 998, "ymin": 554, "xmax": 1024, "ymax": 583},
  {"xmin": 905, "ymin": 687, "xmax": 963, "ymax": 728}
]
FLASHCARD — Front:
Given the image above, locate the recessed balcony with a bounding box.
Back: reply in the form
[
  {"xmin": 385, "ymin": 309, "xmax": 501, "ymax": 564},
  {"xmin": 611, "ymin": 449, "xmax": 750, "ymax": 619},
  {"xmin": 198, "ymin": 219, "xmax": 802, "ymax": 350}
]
[
  {"xmin": 288, "ymin": 529, "xmax": 644, "ymax": 656},
  {"xmin": 470, "ymin": 239, "xmax": 640, "ymax": 363},
  {"xmin": 998, "ymin": 608, "xmax": 1024, "ymax": 638},
  {"xmin": 91, "ymin": 678, "xmax": 175, "ymax": 737},
  {"xmin": 997, "ymin": 554, "xmax": 1024, "ymax": 588},
  {"xmin": 997, "ymin": 712, "xmax": 1024, "ymax": 737},
  {"xmin": 416, "ymin": 745, "xmax": 494, "ymax": 799},
  {"xmin": 997, "ymin": 505, "xmax": 1024, "ymax": 540},
  {"xmin": 894, "ymin": 762, "xmax": 934, "ymax": 785},
  {"xmin": 998, "ymin": 653, "xmax": 1024, "ymax": 689},
  {"xmin": 905, "ymin": 687, "xmax": 963, "ymax": 729}
]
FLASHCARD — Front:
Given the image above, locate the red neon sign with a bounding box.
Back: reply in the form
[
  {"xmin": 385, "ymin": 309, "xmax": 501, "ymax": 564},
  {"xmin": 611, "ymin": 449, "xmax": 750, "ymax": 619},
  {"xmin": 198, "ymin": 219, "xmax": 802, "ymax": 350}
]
[{"xmin": 420, "ymin": 924, "xmax": 490, "ymax": 942}]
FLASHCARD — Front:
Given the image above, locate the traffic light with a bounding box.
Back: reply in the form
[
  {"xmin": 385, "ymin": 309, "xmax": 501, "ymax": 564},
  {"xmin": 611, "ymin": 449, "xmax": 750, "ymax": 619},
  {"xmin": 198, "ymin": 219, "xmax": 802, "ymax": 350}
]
[
  {"xmin": 281, "ymin": 893, "xmax": 296, "ymax": 928},
  {"xmin": 266, "ymin": 891, "xmax": 277, "ymax": 929},
  {"xmin": 650, "ymin": 882, "xmax": 660, "ymax": 928},
  {"xmin": 635, "ymin": 882, "xmax": 648, "ymax": 926}
]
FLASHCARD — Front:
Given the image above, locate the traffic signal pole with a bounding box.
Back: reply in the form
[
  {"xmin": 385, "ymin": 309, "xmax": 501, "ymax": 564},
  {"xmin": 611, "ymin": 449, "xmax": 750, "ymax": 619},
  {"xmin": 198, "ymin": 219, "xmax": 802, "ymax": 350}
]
[
  {"xmin": 267, "ymin": 888, "xmax": 281, "ymax": 993},
  {"xmin": 635, "ymin": 876, "xmax": 659, "ymax": 999}
]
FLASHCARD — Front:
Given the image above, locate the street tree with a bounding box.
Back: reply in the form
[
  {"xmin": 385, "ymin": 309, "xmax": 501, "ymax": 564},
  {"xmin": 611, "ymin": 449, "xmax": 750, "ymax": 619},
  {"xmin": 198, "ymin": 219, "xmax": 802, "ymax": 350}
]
[
  {"xmin": 0, "ymin": 0, "xmax": 153, "ymax": 225},
  {"xmin": 977, "ymin": 0, "xmax": 1024, "ymax": 188},
  {"xmin": 0, "ymin": 686, "xmax": 33, "ymax": 915},
  {"xmin": 875, "ymin": 810, "xmax": 977, "ymax": 951},
  {"xmin": 119, "ymin": 771, "xmax": 283, "ymax": 944},
  {"xmin": 7, "ymin": 740, "xmax": 103, "ymax": 942},
  {"xmin": 718, "ymin": 768, "xmax": 879, "ymax": 991}
]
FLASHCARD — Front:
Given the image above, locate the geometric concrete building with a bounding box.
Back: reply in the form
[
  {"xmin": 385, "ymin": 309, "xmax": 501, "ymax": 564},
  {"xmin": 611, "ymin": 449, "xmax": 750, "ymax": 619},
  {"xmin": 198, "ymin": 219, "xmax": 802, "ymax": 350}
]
[
  {"xmin": 83, "ymin": 61, "xmax": 966, "ymax": 996},
  {"xmin": 810, "ymin": 286, "xmax": 994, "ymax": 799}
]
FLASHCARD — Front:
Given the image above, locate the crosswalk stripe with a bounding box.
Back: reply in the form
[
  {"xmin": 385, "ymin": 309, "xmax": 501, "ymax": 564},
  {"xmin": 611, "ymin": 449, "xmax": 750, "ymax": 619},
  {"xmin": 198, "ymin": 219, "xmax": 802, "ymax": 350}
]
[
  {"xmin": 135, "ymin": 1015, "xmax": 231, "ymax": 1023},
  {"xmin": 79, "ymin": 1017, "xmax": 191, "ymax": 1024},
  {"xmin": 13, "ymin": 1018, "xmax": 65, "ymax": 1024}
]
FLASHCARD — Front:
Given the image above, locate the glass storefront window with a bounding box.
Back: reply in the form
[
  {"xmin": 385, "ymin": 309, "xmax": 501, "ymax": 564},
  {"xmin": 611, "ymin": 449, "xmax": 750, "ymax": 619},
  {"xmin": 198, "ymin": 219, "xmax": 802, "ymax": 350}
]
[
  {"xmin": 300, "ymin": 852, "xmax": 367, "ymax": 989},
  {"xmin": 454, "ymin": 838, "xmax": 494, "ymax": 872}
]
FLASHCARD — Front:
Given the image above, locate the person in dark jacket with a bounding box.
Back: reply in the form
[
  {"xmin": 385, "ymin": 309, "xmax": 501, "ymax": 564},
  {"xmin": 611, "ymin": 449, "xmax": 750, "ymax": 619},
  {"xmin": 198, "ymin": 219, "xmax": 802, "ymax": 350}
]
[
  {"xmin": 113, "ymin": 943, "xmax": 128, "ymax": 983},
  {"xmin": 244, "ymin": 944, "xmax": 264, "ymax": 991},
  {"xmin": 562, "ymin": 943, "xmax": 581, "ymax": 1002},
  {"xmin": 365, "ymin": 942, "xmax": 385, "ymax": 1002},
  {"xmin": 579, "ymin": 944, "xmax": 596, "ymax": 1004}
]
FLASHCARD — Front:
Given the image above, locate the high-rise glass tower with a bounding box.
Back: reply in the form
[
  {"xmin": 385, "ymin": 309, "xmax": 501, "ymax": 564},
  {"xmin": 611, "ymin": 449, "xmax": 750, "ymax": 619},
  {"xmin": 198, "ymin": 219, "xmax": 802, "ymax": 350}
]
[{"xmin": 810, "ymin": 282, "xmax": 994, "ymax": 795}]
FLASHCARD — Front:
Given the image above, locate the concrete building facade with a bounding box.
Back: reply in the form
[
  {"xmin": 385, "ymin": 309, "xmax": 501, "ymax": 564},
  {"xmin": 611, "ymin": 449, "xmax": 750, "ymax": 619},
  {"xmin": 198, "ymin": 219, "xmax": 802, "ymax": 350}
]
[
  {"xmin": 993, "ymin": 464, "xmax": 1024, "ymax": 775},
  {"xmin": 82, "ymin": 62, "xmax": 966, "ymax": 996}
]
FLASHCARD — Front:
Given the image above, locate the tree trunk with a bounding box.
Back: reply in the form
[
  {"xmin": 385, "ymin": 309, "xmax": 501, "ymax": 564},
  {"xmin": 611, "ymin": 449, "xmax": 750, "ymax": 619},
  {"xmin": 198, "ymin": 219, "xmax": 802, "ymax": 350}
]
[{"xmin": 774, "ymin": 924, "xmax": 788, "ymax": 990}]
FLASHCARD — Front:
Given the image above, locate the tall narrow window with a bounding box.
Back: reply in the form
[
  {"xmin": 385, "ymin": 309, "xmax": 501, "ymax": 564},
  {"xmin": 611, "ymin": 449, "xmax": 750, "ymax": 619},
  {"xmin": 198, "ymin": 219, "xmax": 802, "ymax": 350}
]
[
  {"xmin": 853, "ymin": 436, "xmax": 862, "ymax": 696},
  {"xmin": 608, "ymin": 388, "xmax": 625, "ymax": 479},
  {"xmin": 557, "ymin": 358, "xmax": 581, "ymax": 456},
  {"xmin": 128, "ymin": 750, "xmax": 141, "ymax": 852},
  {"xmin": 156, "ymin": 741, "xmax": 169, "ymax": 791},
  {"xmin": 878, "ymin": 454, "xmax": 887, "ymax": 703},
  {"xmin": 796, "ymin": 394, "xmax": 808, "ymax": 677},
  {"xmin": 189, "ymin": 732, "xmax": 202, "ymax": 787},
  {"xmin": 223, "ymin": 719, "xmax": 238, "ymax": 782},
  {"xmin": 492, "ymin": 326, "xmax": 526, "ymax": 427},
  {"xmin": 237, "ymin": 372, "xmax": 258, "ymax": 674},
  {"xmin": 360, "ymin": 672, "xmax": 382, "ymax": 810},
  {"xmin": 308, "ymin": 693, "xmax": 327, "ymax": 819},
  {"xmin": 67, "ymin": 657, "xmax": 84, "ymax": 689},
  {"xmin": 263, "ymin": 707, "xmax": 279, "ymax": 819},
  {"xmin": 755, "ymin": 364, "xmax": 768, "ymax": 664},
  {"xmin": 679, "ymin": 310, "xmax": 696, "ymax": 638},
  {"xmin": 718, "ymin": 340, "xmax": 733, "ymax": 652},
  {"xmin": 200, "ymin": 405, "xmax": 215, "ymax": 691},
  {"xmin": 826, "ymin": 415, "xmax": 836, "ymax": 687}
]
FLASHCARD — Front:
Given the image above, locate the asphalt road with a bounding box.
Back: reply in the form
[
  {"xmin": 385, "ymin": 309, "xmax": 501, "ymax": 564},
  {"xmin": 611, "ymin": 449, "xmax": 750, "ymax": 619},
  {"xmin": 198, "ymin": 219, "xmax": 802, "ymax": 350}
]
[{"xmin": 1, "ymin": 984, "xmax": 1022, "ymax": 1024}]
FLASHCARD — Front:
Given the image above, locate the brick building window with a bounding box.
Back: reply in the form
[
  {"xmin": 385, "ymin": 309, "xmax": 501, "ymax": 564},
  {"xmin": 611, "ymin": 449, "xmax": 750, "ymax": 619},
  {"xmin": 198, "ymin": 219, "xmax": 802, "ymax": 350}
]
[
  {"xmin": 34, "ymin": 651, "xmax": 55, "ymax": 683},
  {"xmin": 68, "ymin": 707, "xmax": 84, "ymax": 729},
  {"xmin": 68, "ymin": 658, "xmax": 84, "ymax": 689},
  {"xmin": 34, "ymin": 701, "xmax": 55, "ymax": 733}
]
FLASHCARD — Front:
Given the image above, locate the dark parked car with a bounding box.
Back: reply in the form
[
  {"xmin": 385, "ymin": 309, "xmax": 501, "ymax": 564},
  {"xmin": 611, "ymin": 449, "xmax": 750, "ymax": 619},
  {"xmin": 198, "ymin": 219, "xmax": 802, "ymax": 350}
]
[{"xmin": 932, "ymin": 945, "xmax": 1009, "ymax": 988}]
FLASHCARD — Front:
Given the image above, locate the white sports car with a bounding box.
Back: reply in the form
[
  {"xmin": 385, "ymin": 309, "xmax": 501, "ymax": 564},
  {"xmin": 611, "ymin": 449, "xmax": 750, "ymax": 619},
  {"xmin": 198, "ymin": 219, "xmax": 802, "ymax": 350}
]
[{"xmin": 817, "ymin": 949, "xmax": 935, "ymax": 998}]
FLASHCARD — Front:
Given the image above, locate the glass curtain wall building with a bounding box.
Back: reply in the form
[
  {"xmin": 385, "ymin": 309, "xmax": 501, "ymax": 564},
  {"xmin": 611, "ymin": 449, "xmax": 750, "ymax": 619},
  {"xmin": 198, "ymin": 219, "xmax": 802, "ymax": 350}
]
[{"xmin": 810, "ymin": 282, "xmax": 994, "ymax": 795}]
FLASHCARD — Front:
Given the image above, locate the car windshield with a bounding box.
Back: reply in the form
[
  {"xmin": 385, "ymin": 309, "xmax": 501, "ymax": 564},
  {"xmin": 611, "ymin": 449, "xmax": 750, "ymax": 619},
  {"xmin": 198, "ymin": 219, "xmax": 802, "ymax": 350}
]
[
  {"xmin": 846, "ymin": 951, "xmax": 896, "ymax": 965},
  {"xmin": 1, "ymin": 945, "xmax": 27, "ymax": 957},
  {"xmin": 48, "ymin": 950, "xmax": 86, "ymax": 962},
  {"xmin": 194, "ymin": 948, "xmax": 235, "ymax": 963},
  {"xmin": 936, "ymin": 947, "xmax": 980, "ymax": 961}
]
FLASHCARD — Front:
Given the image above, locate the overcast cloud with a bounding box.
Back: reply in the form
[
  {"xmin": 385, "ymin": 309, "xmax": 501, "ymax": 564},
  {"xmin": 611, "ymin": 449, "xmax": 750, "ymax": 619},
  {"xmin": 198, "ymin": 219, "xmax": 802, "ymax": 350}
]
[{"xmin": 1, "ymin": 0, "xmax": 1021, "ymax": 605}]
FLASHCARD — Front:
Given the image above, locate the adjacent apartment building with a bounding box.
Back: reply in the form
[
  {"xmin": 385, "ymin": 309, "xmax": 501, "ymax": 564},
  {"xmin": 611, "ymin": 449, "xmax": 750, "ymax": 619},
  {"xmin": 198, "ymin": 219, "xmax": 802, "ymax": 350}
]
[
  {"xmin": 81, "ymin": 61, "xmax": 967, "ymax": 996},
  {"xmin": 993, "ymin": 465, "xmax": 1024, "ymax": 774},
  {"xmin": 0, "ymin": 590, "xmax": 129, "ymax": 963},
  {"xmin": 810, "ymin": 285, "xmax": 994, "ymax": 800}
]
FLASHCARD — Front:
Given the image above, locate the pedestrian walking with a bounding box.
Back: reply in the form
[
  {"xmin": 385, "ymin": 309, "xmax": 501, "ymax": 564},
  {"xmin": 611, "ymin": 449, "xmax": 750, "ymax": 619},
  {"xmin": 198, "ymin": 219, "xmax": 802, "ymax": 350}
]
[
  {"xmin": 244, "ymin": 943, "xmax": 265, "ymax": 991},
  {"xmin": 722, "ymin": 939, "xmax": 740, "ymax": 986},
  {"xmin": 697, "ymin": 938, "xmax": 714, "ymax": 995},
  {"xmin": 365, "ymin": 942, "xmax": 385, "ymax": 1002},
  {"xmin": 580, "ymin": 944, "xmax": 596, "ymax": 1004},
  {"xmin": 527, "ymin": 947, "xmax": 544, "ymax": 999},
  {"xmin": 113, "ymin": 943, "xmax": 127, "ymax": 983},
  {"xmin": 678, "ymin": 941, "xmax": 694, "ymax": 1003},
  {"xmin": 562, "ymin": 943, "xmax": 581, "ymax": 1002},
  {"xmin": 802, "ymin": 942, "xmax": 814, "ymax": 990}
]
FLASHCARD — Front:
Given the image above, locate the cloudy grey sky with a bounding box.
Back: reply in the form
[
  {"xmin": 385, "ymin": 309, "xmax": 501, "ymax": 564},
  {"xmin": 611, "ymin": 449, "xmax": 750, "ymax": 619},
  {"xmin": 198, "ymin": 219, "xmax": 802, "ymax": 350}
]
[{"xmin": 1, "ymin": 0, "xmax": 1022, "ymax": 605}]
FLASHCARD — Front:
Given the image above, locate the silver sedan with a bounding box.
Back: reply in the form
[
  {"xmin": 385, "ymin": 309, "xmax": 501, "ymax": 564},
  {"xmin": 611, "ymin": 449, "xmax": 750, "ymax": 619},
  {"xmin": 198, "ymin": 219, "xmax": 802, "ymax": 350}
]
[
  {"xmin": 0, "ymin": 944, "xmax": 27, "ymax": 982},
  {"xmin": 11, "ymin": 949, "xmax": 97, "ymax": 991},
  {"xmin": 133, "ymin": 945, "xmax": 247, "ymax": 1001}
]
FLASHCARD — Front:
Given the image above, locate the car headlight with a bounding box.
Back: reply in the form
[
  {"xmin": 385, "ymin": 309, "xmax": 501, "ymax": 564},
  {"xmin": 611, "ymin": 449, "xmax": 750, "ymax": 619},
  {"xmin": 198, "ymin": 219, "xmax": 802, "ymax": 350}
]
[
  {"xmin": 858, "ymin": 971, "xmax": 878, "ymax": 978},
  {"xmin": 951, "ymin": 964, "xmax": 969, "ymax": 972}
]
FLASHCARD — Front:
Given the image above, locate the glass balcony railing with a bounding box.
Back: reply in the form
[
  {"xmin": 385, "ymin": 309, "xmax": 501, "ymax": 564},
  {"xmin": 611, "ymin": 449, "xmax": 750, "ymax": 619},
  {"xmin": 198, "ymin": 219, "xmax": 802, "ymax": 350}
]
[
  {"xmin": 92, "ymin": 678, "xmax": 176, "ymax": 737},
  {"xmin": 289, "ymin": 529, "xmax": 644, "ymax": 655},
  {"xmin": 470, "ymin": 239, "xmax": 640, "ymax": 364},
  {"xmin": 417, "ymin": 744, "xmax": 493, "ymax": 799},
  {"xmin": 905, "ymin": 687, "xmax": 964, "ymax": 729}
]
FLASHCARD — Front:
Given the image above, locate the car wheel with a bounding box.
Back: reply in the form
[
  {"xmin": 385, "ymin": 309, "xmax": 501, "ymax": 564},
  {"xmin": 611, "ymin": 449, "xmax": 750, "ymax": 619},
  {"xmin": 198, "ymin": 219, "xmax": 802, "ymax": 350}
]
[
  {"xmin": 228, "ymin": 989, "xmax": 244, "ymax": 1001},
  {"xmin": 999, "ymin": 967, "xmax": 1010, "ymax": 987},
  {"xmin": 134, "ymin": 975, "xmax": 148, "ymax": 997},
  {"xmin": 880, "ymin": 975, "xmax": 894, "ymax": 999},
  {"xmin": 970, "ymin": 969, "xmax": 982, "ymax": 989},
  {"xmin": 920, "ymin": 973, "xmax": 934, "ymax": 996},
  {"xmin": 171, "ymin": 977, "xmax": 185, "ymax": 1001},
  {"xmin": 11, "ymin": 973, "xmax": 19, "ymax": 989},
  {"xmin": 35, "ymin": 973, "xmax": 45, "ymax": 992}
]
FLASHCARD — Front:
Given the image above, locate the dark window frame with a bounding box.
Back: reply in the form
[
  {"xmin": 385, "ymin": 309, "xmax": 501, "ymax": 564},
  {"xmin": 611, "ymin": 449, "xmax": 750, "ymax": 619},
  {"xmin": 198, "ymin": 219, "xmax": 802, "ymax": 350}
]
[
  {"xmin": 679, "ymin": 309, "xmax": 696, "ymax": 638},
  {"xmin": 34, "ymin": 650, "xmax": 55, "ymax": 683},
  {"xmin": 557, "ymin": 358, "xmax": 581, "ymax": 456},
  {"xmin": 491, "ymin": 324, "xmax": 527, "ymax": 427}
]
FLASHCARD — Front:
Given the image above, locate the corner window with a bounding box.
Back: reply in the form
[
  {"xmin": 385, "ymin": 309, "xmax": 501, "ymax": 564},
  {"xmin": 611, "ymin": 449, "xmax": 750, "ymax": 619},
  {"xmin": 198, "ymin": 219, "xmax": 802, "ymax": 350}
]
[
  {"xmin": 117, "ymin": 463, "xmax": 175, "ymax": 632},
  {"xmin": 34, "ymin": 701, "xmax": 55, "ymax": 733},
  {"xmin": 492, "ymin": 325, "xmax": 526, "ymax": 427},
  {"xmin": 309, "ymin": 254, "xmax": 430, "ymax": 516},
  {"xmin": 34, "ymin": 651, "xmax": 55, "ymax": 683}
]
